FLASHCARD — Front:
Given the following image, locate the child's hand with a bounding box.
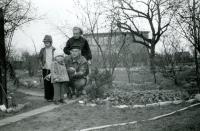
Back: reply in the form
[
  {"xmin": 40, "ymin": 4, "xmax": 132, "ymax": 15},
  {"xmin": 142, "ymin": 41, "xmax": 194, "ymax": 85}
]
[
  {"xmin": 88, "ymin": 60, "xmax": 91, "ymax": 65},
  {"xmin": 54, "ymin": 78, "xmax": 59, "ymax": 82},
  {"xmin": 44, "ymin": 74, "xmax": 51, "ymax": 81}
]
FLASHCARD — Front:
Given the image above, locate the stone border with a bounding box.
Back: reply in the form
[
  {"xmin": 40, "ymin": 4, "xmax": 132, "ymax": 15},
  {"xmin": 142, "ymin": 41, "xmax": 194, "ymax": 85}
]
[{"xmin": 114, "ymin": 99, "xmax": 196, "ymax": 109}]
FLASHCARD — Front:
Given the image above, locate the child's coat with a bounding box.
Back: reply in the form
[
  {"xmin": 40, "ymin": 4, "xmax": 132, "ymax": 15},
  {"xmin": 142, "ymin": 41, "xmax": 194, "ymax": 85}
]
[{"xmin": 51, "ymin": 61, "xmax": 69, "ymax": 83}]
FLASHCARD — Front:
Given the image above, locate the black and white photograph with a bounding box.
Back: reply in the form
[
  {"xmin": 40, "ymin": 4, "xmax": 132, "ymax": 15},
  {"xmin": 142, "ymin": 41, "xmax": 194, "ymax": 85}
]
[{"xmin": 0, "ymin": 0, "xmax": 200, "ymax": 130}]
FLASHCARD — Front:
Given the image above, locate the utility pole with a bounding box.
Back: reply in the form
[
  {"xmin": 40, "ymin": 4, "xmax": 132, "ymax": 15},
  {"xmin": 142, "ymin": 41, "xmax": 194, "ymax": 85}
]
[{"xmin": 0, "ymin": 8, "xmax": 8, "ymax": 107}]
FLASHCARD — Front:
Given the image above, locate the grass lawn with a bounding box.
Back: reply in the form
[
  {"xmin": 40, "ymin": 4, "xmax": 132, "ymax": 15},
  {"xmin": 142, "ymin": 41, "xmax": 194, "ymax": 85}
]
[
  {"xmin": 113, "ymin": 67, "xmax": 195, "ymax": 84},
  {"xmin": 1, "ymin": 102, "xmax": 199, "ymax": 131},
  {"xmin": 101, "ymin": 104, "xmax": 200, "ymax": 131},
  {"xmin": 60, "ymin": 102, "xmax": 200, "ymax": 131},
  {"xmin": 112, "ymin": 67, "xmax": 198, "ymax": 93},
  {"xmin": 113, "ymin": 68, "xmax": 161, "ymax": 83}
]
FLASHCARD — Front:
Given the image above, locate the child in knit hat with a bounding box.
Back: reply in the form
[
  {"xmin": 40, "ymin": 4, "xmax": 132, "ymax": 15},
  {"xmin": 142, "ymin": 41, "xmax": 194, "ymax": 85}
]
[
  {"xmin": 38, "ymin": 35, "xmax": 55, "ymax": 102},
  {"xmin": 50, "ymin": 53, "xmax": 69, "ymax": 105}
]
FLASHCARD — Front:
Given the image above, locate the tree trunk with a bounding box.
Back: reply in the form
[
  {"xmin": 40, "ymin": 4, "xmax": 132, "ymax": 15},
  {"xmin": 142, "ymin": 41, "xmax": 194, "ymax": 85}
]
[
  {"xmin": 149, "ymin": 44, "xmax": 157, "ymax": 83},
  {"xmin": 128, "ymin": 71, "xmax": 131, "ymax": 83},
  {"xmin": 194, "ymin": 48, "xmax": 200, "ymax": 93},
  {"xmin": 174, "ymin": 77, "xmax": 178, "ymax": 85},
  {"xmin": 91, "ymin": 32, "xmax": 107, "ymax": 69},
  {"xmin": 0, "ymin": 8, "xmax": 8, "ymax": 107}
]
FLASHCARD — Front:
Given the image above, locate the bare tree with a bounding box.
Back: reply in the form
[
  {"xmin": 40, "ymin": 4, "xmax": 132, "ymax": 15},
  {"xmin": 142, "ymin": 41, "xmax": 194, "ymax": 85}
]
[
  {"xmin": 104, "ymin": 29, "xmax": 127, "ymax": 75},
  {"xmin": 121, "ymin": 44, "xmax": 136, "ymax": 83},
  {"xmin": 30, "ymin": 36, "xmax": 37, "ymax": 55},
  {"xmin": 20, "ymin": 49, "xmax": 39, "ymax": 76},
  {"xmin": 121, "ymin": 41, "xmax": 148, "ymax": 83},
  {"xmin": 73, "ymin": 0, "xmax": 108, "ymax": 68},
  {"xmin": 0, "ymin": 0, "xmax": 38, "ymax": 105},
  {"xmin": 69, "ymin": 0, "xmax": 128, "ymax": 77},
  {"xmin": 111, "ymin": 0, "xmax": 180, "ymax": 83},
  {"xmin": 48, "ymin": 17, "xmax": 70, "ymax": 39},
  {"xmin": 174, "ymin": 0, "xmax": 200, "ymax": 90},
  {"xmin": 157, "ymin": 34, "xmax": 187, "ymax": 85},
  {"xmin": 0, "ymin": 0, "xmax": 38, "ymax": 57}
]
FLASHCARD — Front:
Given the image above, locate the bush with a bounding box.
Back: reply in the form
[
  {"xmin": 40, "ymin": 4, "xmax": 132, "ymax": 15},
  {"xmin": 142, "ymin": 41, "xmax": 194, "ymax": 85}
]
[
  {"xmin": 85, "ymin": 67, "xmax": 113, "ymax": 100},
  {"xmin": 160, "ymin": 80, "xmax": 177, "ymax": 89},
  {"xmin": 85, "ymin": 83, "xmax": 107, "ymax": 99}
]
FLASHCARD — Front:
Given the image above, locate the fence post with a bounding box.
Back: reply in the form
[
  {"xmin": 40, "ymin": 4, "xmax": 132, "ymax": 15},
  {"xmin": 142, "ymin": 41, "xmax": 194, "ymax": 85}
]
[{"xmin": 0, "ymin": 8, "xmax": 8, "ymax": 107}]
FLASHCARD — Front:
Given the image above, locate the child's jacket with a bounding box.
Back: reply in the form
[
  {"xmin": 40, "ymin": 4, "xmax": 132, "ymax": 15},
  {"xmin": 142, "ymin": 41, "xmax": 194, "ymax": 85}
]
[
  {"xmin": 51, "ymin": 61, "xmax": 69, "ymax": 83},
  {"xmin": 38, "ymin": 47, "xmax": 56, "ymax": 69}
]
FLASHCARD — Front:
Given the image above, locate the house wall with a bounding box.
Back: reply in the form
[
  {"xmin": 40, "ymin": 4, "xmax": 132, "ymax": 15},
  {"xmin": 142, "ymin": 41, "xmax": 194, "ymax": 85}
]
[{"xmin": 83, "ymin": 32, "xmax": 150, "ymax": 67}]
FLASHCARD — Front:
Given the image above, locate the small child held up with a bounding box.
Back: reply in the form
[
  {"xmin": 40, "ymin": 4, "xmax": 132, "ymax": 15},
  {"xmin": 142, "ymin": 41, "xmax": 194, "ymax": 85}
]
[{"xmin": 50, "ymin": 53, "xmax": 69, "ymax": 105}]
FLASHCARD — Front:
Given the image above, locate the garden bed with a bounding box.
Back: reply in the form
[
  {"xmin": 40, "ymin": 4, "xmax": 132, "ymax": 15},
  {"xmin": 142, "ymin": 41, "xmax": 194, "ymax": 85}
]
[{"xmin": 107, "ymin": 89, "xmax": 191, "ymax": 105}]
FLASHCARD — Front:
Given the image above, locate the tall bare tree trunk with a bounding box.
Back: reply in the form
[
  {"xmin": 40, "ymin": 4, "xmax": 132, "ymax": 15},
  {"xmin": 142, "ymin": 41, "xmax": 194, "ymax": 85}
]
[
  {"xmin": 192, "ymin": 0, "xmax": 200, "ymax": 93},
  {"xmin": 194, "ymin": 48, "xmax": 200, "ymax": 93},
  {"xmin": 150, "ymin": 44, "xmax": 157, "ymax": 83},
  {"xmin": 0, "ymin": 8, "xmax": 8, "ymax": 107}
]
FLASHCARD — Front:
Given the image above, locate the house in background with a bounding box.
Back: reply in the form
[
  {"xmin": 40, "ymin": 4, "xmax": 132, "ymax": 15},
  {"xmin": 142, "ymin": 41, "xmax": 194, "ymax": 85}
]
[
  {"xmin": 83, "ymin": 31, "xmax": 150, "ymax": 67},
  {"xmin": 11, "ymin": 61, "xmax": 23, "ymax": 69},
  {"xmin": 174, "ymin": 51, "xmax": 191, "ymax": 63}
]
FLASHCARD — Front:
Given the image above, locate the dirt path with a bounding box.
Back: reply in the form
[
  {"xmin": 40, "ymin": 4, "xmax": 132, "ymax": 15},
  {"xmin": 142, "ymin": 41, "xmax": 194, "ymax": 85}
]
[
  {"xmin": 0, "ymin": 88, "xmax": 81, "ymax": 131},
  {"xmin": 18, "ymin": 88, "xmax": 44, "ymax": 97},
  {"xmin": 0, "ymin": 103, "xmax": 79, "ymax": 131}
]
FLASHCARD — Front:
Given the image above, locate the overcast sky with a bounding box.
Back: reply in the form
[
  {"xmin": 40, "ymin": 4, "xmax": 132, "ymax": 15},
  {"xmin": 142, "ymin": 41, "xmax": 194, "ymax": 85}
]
[
  {"xmin": 12, "ymin": 0, "xmax": 78, "ymax": 54},
  {"xmin": 11, "ymin": 0, "xmax": 189, "ymax": 55}
]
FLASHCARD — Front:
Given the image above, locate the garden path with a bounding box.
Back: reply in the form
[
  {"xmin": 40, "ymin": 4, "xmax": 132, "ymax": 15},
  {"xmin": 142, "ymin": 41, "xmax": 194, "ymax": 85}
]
[{"xmin": 0, "ymin": 89, "xmax": 77, "ymax": 127}]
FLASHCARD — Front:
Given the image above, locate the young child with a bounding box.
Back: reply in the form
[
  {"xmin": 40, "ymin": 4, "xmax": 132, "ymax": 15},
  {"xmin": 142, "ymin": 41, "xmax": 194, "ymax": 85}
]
[
  {"xmin": 38, "ymin": 35, "xmax": 55, "ymax": 102},
  {"xmin": 50, "ymin": 53, "xmax": 69, "ymax": 105}
]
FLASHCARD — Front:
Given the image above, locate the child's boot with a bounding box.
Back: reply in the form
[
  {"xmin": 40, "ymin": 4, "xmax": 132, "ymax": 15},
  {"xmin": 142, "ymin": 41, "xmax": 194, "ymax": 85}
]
[{"xmin": 60, "ymin": 99, "xmax": 67, "ymax": 104}]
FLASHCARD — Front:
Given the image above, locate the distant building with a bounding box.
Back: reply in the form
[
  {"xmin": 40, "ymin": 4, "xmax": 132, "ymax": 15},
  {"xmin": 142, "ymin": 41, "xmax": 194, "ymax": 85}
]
[
  {"xmin": 83, "ymin": 31, "xmax": 150, "ymax": 66},
  {"xmin": 11, "ymin": 61, "xmax": 23, "ymax": 69},
  {"xmin": 174, "ymin": 52, "xmax": 191, "ymax": 63}
]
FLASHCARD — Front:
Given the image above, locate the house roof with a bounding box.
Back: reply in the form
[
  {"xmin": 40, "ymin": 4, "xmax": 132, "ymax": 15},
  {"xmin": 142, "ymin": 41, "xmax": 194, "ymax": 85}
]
[{"xmin": 83, "ymin": 31, "xmax": 149, "ymax": 37}]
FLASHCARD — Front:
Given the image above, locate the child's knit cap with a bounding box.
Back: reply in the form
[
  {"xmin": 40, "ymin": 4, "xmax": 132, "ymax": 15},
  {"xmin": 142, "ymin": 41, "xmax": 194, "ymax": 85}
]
[{"xmin": 43, "ymin": 35, "xmax": 52, "ymax": 42}]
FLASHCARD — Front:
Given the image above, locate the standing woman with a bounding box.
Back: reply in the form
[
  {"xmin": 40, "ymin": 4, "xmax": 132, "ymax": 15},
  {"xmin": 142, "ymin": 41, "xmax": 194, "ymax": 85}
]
[
  {"xmin": 38, "ymin": 35, "xmax": 55, "ymax": 101},
  {"xmin": 63, "ymin": 27, "xmax": 92, "ymax": 65}
]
